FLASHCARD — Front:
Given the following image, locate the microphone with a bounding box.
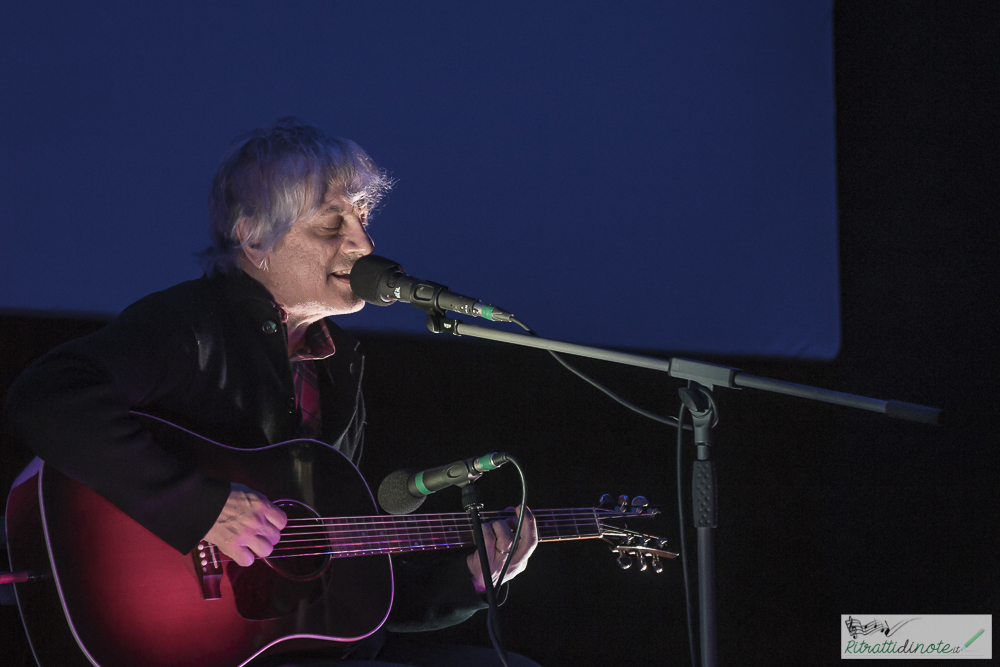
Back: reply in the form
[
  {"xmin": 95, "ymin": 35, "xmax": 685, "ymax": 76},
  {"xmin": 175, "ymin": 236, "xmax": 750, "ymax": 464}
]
[
  {"xmin": 378, "ymin": 452, "xmax": 511, "ymax": 515},
  {"xmin": 350, "ymin": 254, "xmax": 515, "ymax": 322}
]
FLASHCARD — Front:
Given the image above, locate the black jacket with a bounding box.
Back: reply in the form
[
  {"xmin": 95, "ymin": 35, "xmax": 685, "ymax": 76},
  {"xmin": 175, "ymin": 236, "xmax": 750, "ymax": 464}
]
[{"xmin": 2, "ymin": 270, "xmax": 485, "ymax": 634}]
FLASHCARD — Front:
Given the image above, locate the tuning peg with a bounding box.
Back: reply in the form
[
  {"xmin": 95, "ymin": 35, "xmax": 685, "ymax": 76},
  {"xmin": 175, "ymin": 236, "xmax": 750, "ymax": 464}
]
[
  {"xmin": 632, "ymin": 495, "xmax": 648, "ymax": 507},
  {"xmin": 598, "ymin": 494, "xmax": 614, "ymax": 508},
  {"xmin": 658, "ymin": 538, "xmax": 670, "ymax": 550},
  {"xmin": 638, "ymin": 554, "xmax": 649, "ymax": 572},
  {"xmin": 651, "ymin": 555, "xmax": 664, "ymax": 574},
  {"xmin": 616, "ymin": 553, "xmax": 633, "ymax": 570},
  {"xmin": 617, "ymin": 495, "xmax": 629, "ymax": 513}
]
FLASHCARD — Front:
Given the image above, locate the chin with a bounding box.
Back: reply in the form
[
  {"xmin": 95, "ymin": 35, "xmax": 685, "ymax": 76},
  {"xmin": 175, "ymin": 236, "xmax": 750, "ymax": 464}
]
[{"xmin": 337, "ymin": 297, "xmax": 366, "ymax": 315}]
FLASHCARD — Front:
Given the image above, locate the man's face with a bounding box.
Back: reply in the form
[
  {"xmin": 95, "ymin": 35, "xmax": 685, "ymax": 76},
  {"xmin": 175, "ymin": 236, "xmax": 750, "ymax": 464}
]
[{"xmin": 254, "ymin": 184, "xmax": 374, "ymax": 318}]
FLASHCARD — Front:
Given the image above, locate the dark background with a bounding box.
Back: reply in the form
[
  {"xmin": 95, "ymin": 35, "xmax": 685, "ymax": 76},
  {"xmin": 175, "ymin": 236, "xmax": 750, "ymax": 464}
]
[
  {"xmin": 0, "ymin": 0, "xmax": 841, "ymax": 359},
  {"xmin": 2, "ymin": 2, "xmax": 997, "ymax": 666}
]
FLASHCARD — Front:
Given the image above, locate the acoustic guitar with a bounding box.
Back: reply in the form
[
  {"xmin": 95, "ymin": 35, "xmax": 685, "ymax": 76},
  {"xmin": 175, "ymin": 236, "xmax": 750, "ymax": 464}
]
[{"xmin": 5, "ymin": 413, "xmax": 673, "ymax": 667}]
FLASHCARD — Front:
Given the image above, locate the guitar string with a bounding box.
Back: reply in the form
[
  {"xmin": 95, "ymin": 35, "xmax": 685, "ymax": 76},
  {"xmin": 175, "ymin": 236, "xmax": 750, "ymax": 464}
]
[
  {"xmin": 202, "ymin": 524, "xmax": 661, "ymax": 564},
  {"xmin": 273, "ymin": 517, "xmax": 605, "ymax": 540},
  {"xmin": 274, "ymin": 510, "xmax": 604, "ymax": 537},
  {"xmin": 271, "ymin": 512, "xmax": 605, "ymax": 543},
  {"xmin": 219, "ymin": 515, "xmax": 609, "ymax": 558},
  {"xmin": 275, "ymin": 513, "xmax": 624, "ymax": 540},
  {"xmin": 261, "ymin": 525, "xmax": 613, "ymax": 557},
  {"xmin": 268, "ymin": 518, "xmax": 605, "ymax": 547},
  {"xmin": 278, "ymin": 507, "xmax": 627, "ymax": 519},
  {"xmin": 267, "ymin": 527, "xmax": 606, "ymax": 552},
  {"xmin": 268, "ymin": 511, "xmax": 620, "ymax": 551},
  {"xmin": 207, "ymin": 531, "xmax": 679, "ymax": 565},
  {"xmin": 279, "ymin": 508, "xmax": 608, "ymax": 524},
  {"xmin": 272, "ymin": 529, "xmax": 602, "ymax": 546},
  {"xmin": 277, "ymin": 510, "xmax": 602, "ymax": 530},
  {"xmin": 197, "ymin": 510, "xmax": 649, "ymax": 562},
  {"xmin": 203, "ymin": 532, "xmax": 611, "ymax": 565}
]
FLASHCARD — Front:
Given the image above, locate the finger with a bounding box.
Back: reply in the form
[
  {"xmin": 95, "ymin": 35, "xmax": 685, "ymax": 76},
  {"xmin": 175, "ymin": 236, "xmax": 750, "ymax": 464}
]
[
  {"xmin": 502, "ymin": 506, "xmax": 537, "ymax": 553},
  {"xmin": 257, "ymin": 519, "xmax": 283, "ymax": 546},
  {"xmin": 504, "ymin": 505, "xmax": 519, "ymax": 531},
  {"xmin": 491, "ymin": 519, "xmax": 514, "ymax": 555},
  {"xmin": 245, "ymin": 533, "xmax": 275, "ymax": 559},
  {"xmin": 516, "ymin": 506, "xmax": 539, "ymax": 544},
  {"xmin": 263, "ymin": 502, "xmax": 288, "ymax": 530},
  {"xmin": 228, "ymin": 545, "xmax": 255, "ymax": 568},
  {"xmin": 481, "ymin": 525, "xmax": 497, "ymax": 551}
]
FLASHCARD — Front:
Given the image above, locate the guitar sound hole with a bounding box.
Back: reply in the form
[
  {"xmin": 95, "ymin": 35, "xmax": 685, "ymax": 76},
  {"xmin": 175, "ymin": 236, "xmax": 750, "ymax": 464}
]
[{"xmin": 266, "ymin": 499, "xmax": 331, "ymax": 581}]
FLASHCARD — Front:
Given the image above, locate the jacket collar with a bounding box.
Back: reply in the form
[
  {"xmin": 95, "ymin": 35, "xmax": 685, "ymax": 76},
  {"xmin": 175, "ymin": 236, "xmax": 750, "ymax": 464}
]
[{"xmin": 207, "ymin": 269, "xmax": 362, "ymax": 358}]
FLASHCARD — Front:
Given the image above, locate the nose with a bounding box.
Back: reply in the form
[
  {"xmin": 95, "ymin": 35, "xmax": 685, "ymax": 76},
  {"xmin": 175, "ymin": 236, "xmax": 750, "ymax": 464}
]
[{"xmin": 345, "ymin": 221, "xmax": 375, "ymax": 257}]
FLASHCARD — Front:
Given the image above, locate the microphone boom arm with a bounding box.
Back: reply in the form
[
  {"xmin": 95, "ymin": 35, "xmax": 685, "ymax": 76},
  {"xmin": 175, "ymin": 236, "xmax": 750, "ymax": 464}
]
[{"xmin": 430, "ymin": 317, "xmax": 941, "ymax": 425}]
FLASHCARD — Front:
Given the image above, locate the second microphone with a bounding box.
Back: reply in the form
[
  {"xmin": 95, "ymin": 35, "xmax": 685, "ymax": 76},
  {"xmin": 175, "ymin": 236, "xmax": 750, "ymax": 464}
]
[{"xmin": 378, "ymin": 452, "xmax": 512, "ymax": 515}]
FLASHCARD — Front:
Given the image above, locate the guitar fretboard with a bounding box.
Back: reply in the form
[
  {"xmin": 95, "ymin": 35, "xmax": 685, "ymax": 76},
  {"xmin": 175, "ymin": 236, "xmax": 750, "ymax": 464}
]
[{"xmin": 271, "ymin": 508, "xmax": 605, "ymax": 560}]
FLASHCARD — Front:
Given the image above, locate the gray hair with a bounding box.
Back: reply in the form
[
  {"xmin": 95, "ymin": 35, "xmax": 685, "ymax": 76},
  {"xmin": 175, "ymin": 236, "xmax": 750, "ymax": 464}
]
[{"xmin": 200, "ymin": 118, "xmax": 392, "ymax": 274}]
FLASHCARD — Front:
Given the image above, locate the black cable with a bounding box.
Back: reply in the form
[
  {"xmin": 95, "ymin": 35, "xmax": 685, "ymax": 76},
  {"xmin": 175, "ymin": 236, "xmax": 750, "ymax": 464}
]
[
  {"xmin": 485, "ymin": 455, "xmax": 527, "ymax": 667},
  {"xmin": 487, "ymin": 609, "xmax": 508, "ymax": 667},
  {"xmin": 677, "ymin": 404, "xmax": 699, "ymax": 667},
  {"xmin": 495, "ymin": 455, "xmax": 528, "ymax": 587},
  {"xmin": 510, "ymin": 317, "xmax": 692, "ymax": 431}
]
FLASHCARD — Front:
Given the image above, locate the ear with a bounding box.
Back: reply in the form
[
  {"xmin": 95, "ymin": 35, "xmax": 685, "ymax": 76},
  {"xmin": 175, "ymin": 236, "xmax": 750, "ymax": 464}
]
[{"xmin": 234, "ymin": 217, "xmax": 267, "ymax": 270}]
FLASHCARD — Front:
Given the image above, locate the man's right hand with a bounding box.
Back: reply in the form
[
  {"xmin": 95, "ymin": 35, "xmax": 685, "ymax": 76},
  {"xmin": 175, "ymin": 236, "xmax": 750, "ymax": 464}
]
[{"xmin": 203, "ymin": 483, "xmax": 288, "ymax": 567}]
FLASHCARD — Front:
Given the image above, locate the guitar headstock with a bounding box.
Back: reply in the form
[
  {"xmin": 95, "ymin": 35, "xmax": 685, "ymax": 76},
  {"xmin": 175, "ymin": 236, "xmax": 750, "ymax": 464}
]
[
  {"xmin": 607, "ymin": 535, "xmax": 677, "ymax": 572},
  {"xmin": 595, "ymin": 493, "xmax": 660, "ymax": 517},
  {"xmin": 594, "ymin": 493, "xmax": 677, "ymax": 573}
]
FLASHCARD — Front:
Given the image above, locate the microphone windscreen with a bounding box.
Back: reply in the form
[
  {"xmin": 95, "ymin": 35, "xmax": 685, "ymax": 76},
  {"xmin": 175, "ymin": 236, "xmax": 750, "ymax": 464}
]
[
  {"xmin": 350, "ymin": 254, "xmax": 403, "ymax": 306},
  {"xmin": 378, "ymin": 468, "xmax": 426, "ymax": 515}
]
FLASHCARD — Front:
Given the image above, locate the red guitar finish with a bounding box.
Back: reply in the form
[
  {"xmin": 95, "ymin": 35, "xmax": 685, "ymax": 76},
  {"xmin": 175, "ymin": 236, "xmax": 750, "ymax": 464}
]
[
  {"xmin": 5, "ymin": 414, "xmax": 392, "ymax": 667},
  {"xmin": 6, "ymin": 414, "xmax": 673, "ymax": 666}
]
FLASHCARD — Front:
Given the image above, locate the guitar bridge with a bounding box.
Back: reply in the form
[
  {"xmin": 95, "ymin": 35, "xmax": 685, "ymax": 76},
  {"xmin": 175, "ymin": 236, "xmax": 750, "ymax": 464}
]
[{"xmin": 193, "ymin": 540, "xmax": 224, "ymax": 600}]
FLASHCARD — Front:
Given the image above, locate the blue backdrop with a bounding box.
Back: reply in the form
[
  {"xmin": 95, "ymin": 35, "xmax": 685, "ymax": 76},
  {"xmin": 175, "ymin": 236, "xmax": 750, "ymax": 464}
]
[{"xmin": 0, "ymin": 0, "xmax": 838, "ymax": 358}]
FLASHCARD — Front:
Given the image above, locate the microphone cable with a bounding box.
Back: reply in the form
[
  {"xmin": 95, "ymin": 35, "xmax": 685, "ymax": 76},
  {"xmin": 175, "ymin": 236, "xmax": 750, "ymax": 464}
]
[
  {"xmin": 509, "ymin": 317, "xmax": 693, "ymax": 432},
  {"xmin": 484, "ymin": 455, "xmax": 528, "ymax": 667}
]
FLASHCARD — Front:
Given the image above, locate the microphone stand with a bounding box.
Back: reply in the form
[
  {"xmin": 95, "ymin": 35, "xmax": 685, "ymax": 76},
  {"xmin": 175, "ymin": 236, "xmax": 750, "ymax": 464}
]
[
  {"xmin": 462, "ymin": 479, "xmax": 509, "ymax": 665},
  {"xmin": 424, "ymin": 312, "xmax": 941, "ymax": 667},
  {"xmin": 410, "ymin": 309, "xmax": 510, "ymax": 664}
]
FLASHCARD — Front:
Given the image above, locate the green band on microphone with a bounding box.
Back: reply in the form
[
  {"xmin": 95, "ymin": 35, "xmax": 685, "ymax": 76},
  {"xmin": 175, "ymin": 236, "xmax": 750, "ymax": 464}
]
[
  {"xmin": 480, "ymin": 305, "xmax": 495, "ymax": 321},
  {"xmin": 414, "ymin": 471, "xmax": 432, "ymax": 495},
  {"xmin": 478, "ymin": 454, "xmax": 499, "ymax": 471}
]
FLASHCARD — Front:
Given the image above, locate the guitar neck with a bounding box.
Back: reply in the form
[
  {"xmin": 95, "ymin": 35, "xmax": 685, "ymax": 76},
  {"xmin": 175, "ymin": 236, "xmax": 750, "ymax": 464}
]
[{"xmin": 274, "ymin": 508, "xmax": 604, "ymax": 560}]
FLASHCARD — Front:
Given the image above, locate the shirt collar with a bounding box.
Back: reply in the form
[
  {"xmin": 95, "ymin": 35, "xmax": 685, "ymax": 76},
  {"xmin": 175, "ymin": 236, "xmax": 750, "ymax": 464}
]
[{"xmin": 289, "ymin": 318, "xmax": 337, "ymax": 362}]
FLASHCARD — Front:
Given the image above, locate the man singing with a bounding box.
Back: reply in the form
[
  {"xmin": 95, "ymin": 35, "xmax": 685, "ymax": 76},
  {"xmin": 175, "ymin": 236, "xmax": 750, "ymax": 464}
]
[{"xmin": 3, "ymin": 118, "xmax": 537, "ymax": 666}]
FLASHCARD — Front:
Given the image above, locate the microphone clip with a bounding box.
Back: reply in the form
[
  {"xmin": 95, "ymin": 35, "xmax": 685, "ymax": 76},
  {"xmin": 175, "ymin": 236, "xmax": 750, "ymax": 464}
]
[
  {"xmin": 403, "ymin": 281, "xmax": 463, "ymax": 335},
  {"xmin": 425, "ymin": 312, "xmax": 464, "ymax": 335}
]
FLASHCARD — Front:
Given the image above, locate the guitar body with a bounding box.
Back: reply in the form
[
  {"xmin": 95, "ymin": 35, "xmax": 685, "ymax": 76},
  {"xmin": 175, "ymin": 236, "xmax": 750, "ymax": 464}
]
[{"xmin": 5, "ymin": 414, "xmax": 393, "ymax": 667}]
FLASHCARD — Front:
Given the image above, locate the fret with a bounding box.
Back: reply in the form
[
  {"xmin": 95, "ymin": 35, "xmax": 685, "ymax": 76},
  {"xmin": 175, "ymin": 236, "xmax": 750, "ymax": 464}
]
[
  {"xmin": 579, "ymin": 509, "xmax": 601, "ymax": 538},
  {"xmin": 535, "ymin": 509, "xmax": 563, "ymax": 541},
  {"xmin": 344, "ymin": 515, "xmax": 358, "ymax": 556},
  {"xmin": 374, "ymin": 515, "xmax": 389, "ymax": 554},
  {"xmin": 402, "ymin": 514, "xmax": 418, "ymax": 551}
]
